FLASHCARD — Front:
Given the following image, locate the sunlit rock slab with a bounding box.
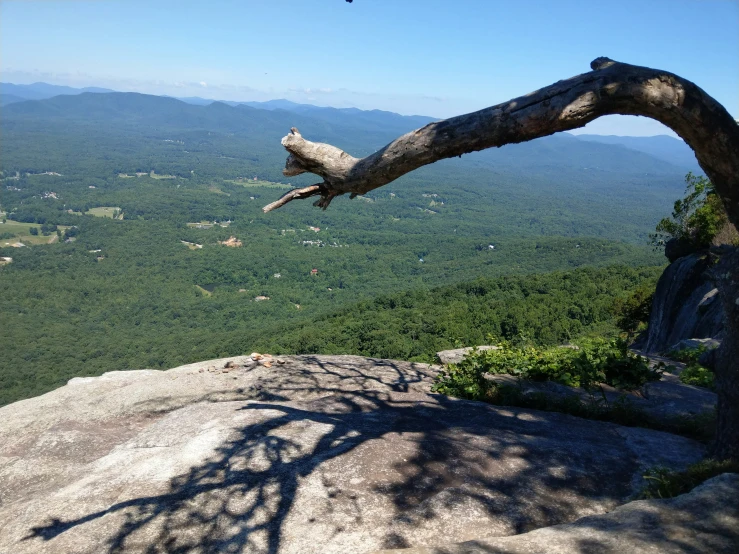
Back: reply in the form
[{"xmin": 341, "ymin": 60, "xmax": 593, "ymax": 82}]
[{"xmin": 0, "ymin": 355, "xmax": 704, "ymax": 553}]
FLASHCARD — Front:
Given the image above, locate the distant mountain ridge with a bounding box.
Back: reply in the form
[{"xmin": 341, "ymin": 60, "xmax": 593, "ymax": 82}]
[
  {"xmin": 2, "ymin": 90, "xmax": 698, "ymax": 177},
  {"xmin": 174, "ymin": 97, "xmax": 436, "ymax": 136},
  {"xmin": 0, "ymin": 92, "xmax": 406, "ymax": 158},
  {"xmin": 1, "ymin": 81, "xmax": 703, "ymax": 179},
  {"xmin": 236, "ymin": 99, "xmax": 436, "ymax": 134},
  {"xmin": 572, "ymin": 133, "xmax": 700, "ymax": 172},
  {"xmin": 0, "ymin": 82, "xmax": 114, "ymax": 102},
  {"xmin": 0, "ymin": 81, "xmax": 700, "ymax": 171},
  {"xmin": 0, "ymin": 93, "xmax": 26, "ymax": 107}
]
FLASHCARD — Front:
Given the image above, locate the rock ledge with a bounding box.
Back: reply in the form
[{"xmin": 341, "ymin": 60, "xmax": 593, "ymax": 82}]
[{"xmin": 0, "ymin": 355, "xmax": 711, "ymax": 554}]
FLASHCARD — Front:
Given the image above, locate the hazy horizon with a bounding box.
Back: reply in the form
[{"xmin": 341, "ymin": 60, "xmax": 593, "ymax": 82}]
[
  {"xmin": 2, "ymin": 0, "xmax": 737, "ymax": 137},
  {"xmin": 0, "ymin": 79, "xmax": 711, "ymax": 140}
]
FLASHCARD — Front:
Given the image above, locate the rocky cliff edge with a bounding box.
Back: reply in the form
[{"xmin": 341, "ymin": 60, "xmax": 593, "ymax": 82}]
[{"xmin": 0, "ymin": 355, "xmax": 732, "ymax": 553}]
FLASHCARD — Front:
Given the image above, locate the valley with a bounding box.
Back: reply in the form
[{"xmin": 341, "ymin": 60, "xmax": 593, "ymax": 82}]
[{"xmin": 0, "ymin": 86, "xmax": 697, "ymax": 406}]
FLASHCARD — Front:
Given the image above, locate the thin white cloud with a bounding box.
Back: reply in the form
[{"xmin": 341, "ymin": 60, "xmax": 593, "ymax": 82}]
[
  {"xmin": 288, "ymin": 87, "xmax": 334, "ymax": 95},
  {"xmin": 1, "ymin": 68, "xmax": 461, "ymax": 117}
]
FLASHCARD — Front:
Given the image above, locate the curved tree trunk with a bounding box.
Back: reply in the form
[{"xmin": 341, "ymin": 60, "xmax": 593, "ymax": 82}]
[{"xmin": 265, "ymin": 58, "xmax": 739, "ymax": 460}]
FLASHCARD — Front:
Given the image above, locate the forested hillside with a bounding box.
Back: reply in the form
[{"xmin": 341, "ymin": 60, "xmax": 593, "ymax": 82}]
[
  {"xmin": 1, "ymin": 92, "xmax": 693, "ymax": 240},
  {"xmin": 0, "ymin": 91, "xmax": 692, "ymax": 405}
]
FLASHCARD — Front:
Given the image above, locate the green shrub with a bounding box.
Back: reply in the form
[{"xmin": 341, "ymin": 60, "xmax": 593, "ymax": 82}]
[
  {"xmin": 664, "ymin": 346, "xmax": 715, "ymax": 390},
  {"xmin": 640, "ymin": 459, "xmax": 739, "ymax": 499},
  {"xmin": 666, "ymin": 345, "xmax": 707, "ymax": 363},
  {"xmin": 433, "ymin": 337, "xmax": 662, "ymax": 401},
  {"xmin": 427, "ymin": 337, "xmax": 721, "ymax": 438},
  {"xmin": 612, "ymin": 283, "xmax": 655, "ymax": 338},
  {"xmin": 679, "ymin": 363, "xmax": 715, "ymax": 390},
  {"xmin": 435, "ymin": 376, "xmax": 714, "ymax": 441},
  {"xmin": 651, "ymin": 173, "xmax": 732, "ymax": 250}
]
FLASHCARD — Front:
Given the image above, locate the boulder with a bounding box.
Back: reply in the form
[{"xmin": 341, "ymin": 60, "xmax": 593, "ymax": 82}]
[
  {"xmin": 0, "ymin": 355, "xmax": 705, "ymax": 554},
  {"xmin": 373, "ymin": 473, "xmax": 739, "ymax": 554},
  {"xmin": 664, "ymin": 338, "xmax": 722, "ymax": 370},
  {"xmin": 664, "ymin": 237, "xmax": 696, "ymax": 263},
  {"xmin": 643, "ymin": 254, "xmax": 723, "ymax": 354},
  {"xmin": 669, "ymin": 338, "xmax": 721, "ymax": 352}
]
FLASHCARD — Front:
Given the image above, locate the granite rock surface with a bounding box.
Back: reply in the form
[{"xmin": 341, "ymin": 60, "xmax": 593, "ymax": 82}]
[
  {"xmin": 0, "ymin": 355, "xmax": 706, "ymax": 554},
  {"xmin": 372, "ymin": 473, "xmax": 739, "ymax": 554}
]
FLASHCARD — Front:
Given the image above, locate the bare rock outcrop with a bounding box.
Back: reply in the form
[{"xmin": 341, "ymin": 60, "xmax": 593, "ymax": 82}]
[
  {"xmin": 642, "ymin": 253, "xmax": 723, "ymax": 354},
  {"xmin": 0, "ymin": 355, "xmax": 707, "ymax": 553}
]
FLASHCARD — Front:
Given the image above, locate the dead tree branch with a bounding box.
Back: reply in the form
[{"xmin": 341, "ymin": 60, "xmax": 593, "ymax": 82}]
[{"xmin": 264, "ymin": 58, "xmax": 739, "ymax": 228}]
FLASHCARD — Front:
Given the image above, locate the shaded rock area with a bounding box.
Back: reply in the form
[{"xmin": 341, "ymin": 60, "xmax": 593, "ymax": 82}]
[
  {"xmin": 0, "ymin": 355, "xmax": 705, "ymax": 554},
  {"xmin": 642, "ymin": 254, "xmax": 723, "ymax": 354},
  {"xmin": 667, "ymin": 338, "xmax": 722, "ymax": 369},
  {"xmin": 664, "ymin": 237, "xmax": 696, "ymax": 264},
  {"xmin": 373, "ymin": 473, "xmax": 739, "ymax": 554}
]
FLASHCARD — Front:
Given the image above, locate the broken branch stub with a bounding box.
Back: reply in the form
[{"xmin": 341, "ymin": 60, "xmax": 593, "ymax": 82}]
[
  {"xmin": 261, "ymin": 184, "xmax": 325, "ymax": 213},
  {"xmin": 261, "ymin": 128, "xmax": 358, "ymax": 212},
  {"xmin": 263, "ymin": 58, "xmax": 739, "ymax": 230}
]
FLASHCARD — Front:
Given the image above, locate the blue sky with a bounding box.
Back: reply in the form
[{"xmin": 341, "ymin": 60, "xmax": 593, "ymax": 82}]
[{"xmin": 1, "ymin": 0, "xmax": 737, "ymax": 135}]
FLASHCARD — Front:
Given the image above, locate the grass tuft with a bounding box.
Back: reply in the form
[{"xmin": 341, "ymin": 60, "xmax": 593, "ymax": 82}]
[{"xmin": 640, "ymin": 459, "xmax": 739, "ymax": 499}]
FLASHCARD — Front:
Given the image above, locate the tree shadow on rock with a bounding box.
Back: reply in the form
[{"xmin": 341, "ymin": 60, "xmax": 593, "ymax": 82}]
[{"xmin": 23, "ymin": 356, "xmax": 654, "ymax": 553}]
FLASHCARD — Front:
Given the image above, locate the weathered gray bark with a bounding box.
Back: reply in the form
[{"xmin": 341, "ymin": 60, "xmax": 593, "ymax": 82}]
[
  {"xmin": 265, "ymin": 58, "xmax": 739, "ymax": 460},
  {"xmin": 264, "ymin": 58, "xmax": 739, "ymax": 222}
]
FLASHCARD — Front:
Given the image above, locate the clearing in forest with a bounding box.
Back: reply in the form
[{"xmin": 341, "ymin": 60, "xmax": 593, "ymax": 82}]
[
  {"xmin": 0, "ymin": 220, "xmax": 70, "ymax": 247},
  {"xmin": 225, "ymin": 178, "xmax": 291, "ymax": 189},
  {"xmin": 150, "ymin": 171, "xmax": 176, "ymax": 180},
  {"xmin": 117, "ymin": 171, "xmax": 176, "ymax": 179},
  {"xmin": 187, "ymin": 221, "xmax": 231, "ymax": 229},
  {"xmin": 86, "ymin": 207, "xmax": 123, "ymax": 219}
]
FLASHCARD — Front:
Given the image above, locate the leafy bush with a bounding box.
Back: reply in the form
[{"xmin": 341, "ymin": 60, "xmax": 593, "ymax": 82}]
[
  {"xmin": 665, "ymin": 346, "xmax": 715, "ymax": 390},
  {"xmin": 640, "ymin": 459, "xmax": 739, "ymax": 499},
  {"xmin": 433, "ymin": 337, "xmax": 662, "ymax": 401},
  {"xmin": 666, "ymin": 345, "xmax": 707, "ymax": 363},
  {"xmin": 433, "ymin": 351, "xmax": 713, "ymax": 440},
  {"xmin": 679, "ymin": 363, "xmax": 715, "ymax": 390},
  {"xmin": 651, "ymin": 173, "xmax": 734, "ymax": 250},
  {"xmin": 612, "ymin": 283, "xmax": 655, "ymax": 338}
]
